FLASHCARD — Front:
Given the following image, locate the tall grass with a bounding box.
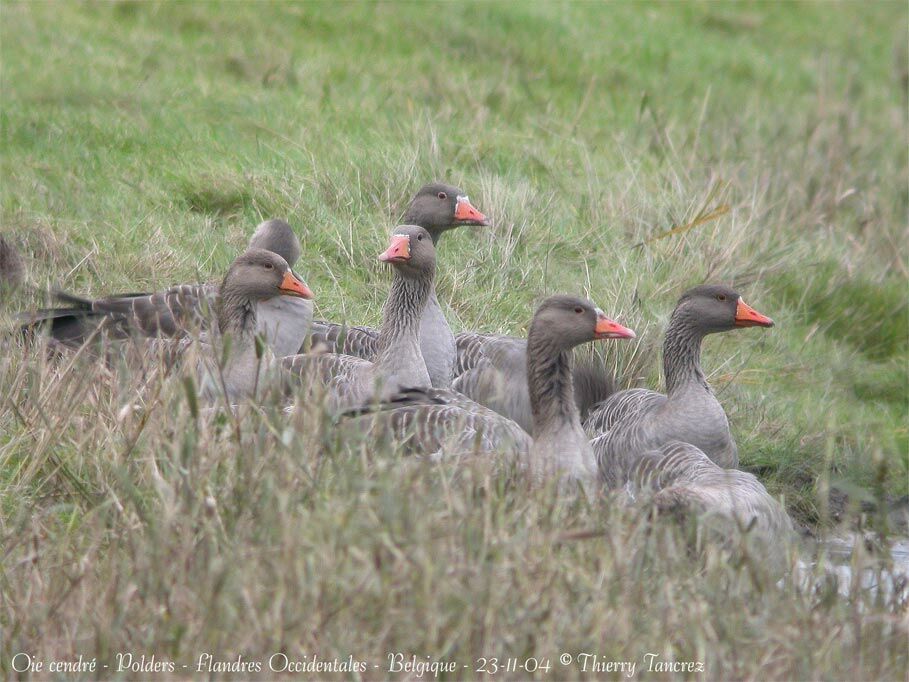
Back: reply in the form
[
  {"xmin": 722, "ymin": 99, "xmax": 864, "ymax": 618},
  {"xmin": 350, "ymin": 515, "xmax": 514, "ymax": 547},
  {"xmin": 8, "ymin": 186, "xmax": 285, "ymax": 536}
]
[{"xmin": 2, "ymin": 350, "xmax": 906, "ymax": 678}]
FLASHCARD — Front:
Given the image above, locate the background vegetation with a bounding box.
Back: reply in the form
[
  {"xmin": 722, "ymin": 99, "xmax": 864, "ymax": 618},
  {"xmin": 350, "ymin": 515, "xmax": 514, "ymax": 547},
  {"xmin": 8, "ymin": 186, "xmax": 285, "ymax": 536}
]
[{"xmin": 2, "ymin": 2, "xmax": 906, "ymax": 678}]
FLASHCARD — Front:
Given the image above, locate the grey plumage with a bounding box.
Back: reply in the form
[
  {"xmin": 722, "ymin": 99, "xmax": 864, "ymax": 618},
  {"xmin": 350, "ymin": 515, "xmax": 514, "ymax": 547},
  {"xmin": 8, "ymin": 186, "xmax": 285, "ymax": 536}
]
[
  {"xmin": 584, "ymin": 285, "xmax": 788, "ymax": 543},
  {"xmin": 338, "ymin": 295, "xmax": 634, "ymax": 476},
  {"xmin": 340, "ymin": 386, "xmax": 533, "ymax": 459},
  {"xmin": 247, "ymin": 219, "xmax": 301, "ymax": 266},
  {"xmin": 0, "ymin": 235, "xmax": 25, "ymax": 291},
  {"xmin": 308, "ymin": 322, "xmax": 379, "ymax": 357},
  {"xmin": 619, "ymin": 440, "xmax": 792, "ymax": 540},
  {"xmin": 202, "ymin": 248, "xmax": 314, "ymax": 401}
]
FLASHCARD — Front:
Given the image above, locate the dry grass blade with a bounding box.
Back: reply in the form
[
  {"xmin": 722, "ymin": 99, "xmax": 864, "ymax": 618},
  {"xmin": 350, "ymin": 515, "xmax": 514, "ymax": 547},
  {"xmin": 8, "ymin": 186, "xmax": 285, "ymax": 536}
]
[{"xmin": 634, "ymin": 179, "xmax": 733, "ymax": 249}]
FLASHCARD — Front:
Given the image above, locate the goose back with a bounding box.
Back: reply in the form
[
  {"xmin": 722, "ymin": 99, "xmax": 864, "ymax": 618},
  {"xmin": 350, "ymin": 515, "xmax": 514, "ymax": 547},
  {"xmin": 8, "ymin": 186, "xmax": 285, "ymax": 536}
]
[
  {"xmin": 308, "ymin": 322, "xmax": 379, "ymax": 356},
  {"xmin": 621, "ymin": 440, "xmax": 792, "ymax": 540},
  {"xmin": 338, "ymin": 386, "xmax": 533, "ymax": 459}
]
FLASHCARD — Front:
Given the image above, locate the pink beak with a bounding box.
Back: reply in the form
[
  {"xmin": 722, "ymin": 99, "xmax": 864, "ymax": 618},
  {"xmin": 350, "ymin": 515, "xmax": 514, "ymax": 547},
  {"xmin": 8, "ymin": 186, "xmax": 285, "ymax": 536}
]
[
  {"xmin": 454, "ymin": 196, "xmax": 489, "ymax": 225},
  {"xmin": 734, "ymin": 298, "xmax": 774, "ymax": 328},
  {"xmin": 594, "ymin": 312, "xmax": 636, "ymax": 340},
  {"xmin": 378, "ymin": 234, "xmax": 411, "ymax": 263}
]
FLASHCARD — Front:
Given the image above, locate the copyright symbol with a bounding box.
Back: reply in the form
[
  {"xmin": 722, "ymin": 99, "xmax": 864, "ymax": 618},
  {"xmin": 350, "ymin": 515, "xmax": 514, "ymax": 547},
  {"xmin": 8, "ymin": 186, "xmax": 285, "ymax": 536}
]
[{"xmin": 560, "ymin": 653, "xmax": 572, "ymax": 666}]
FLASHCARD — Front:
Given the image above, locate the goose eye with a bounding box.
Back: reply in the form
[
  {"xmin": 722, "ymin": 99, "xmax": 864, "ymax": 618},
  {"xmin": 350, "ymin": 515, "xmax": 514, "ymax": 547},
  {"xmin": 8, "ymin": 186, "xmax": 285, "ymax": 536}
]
[
  {"xmin": 574, "ymin": 307, "xmax": 584, "ymax": 314},
  {"xmin": 264, "ymin": 262, "xmax": 274, "ymax": 270},
  {"xmin": 438, "ymin": 192, "xmax": 447, "ymax": 200},
  {"xmin": 716, "ymin": 294, "xmax": 727, "ymax": 301},
  {"xmin": 417, "ymin": 234, "xmax": 423, "ymax": 241}
]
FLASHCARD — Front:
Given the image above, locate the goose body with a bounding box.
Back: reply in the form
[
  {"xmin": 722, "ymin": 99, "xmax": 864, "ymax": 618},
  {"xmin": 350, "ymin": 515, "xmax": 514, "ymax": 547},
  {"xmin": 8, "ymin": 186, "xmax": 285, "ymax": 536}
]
[
  {"xmin": 308, "ymin": 183, "xmax": 489, "ymax": 388},
  {"xmin": 609, "ymin": 439, "xmax": 793, "ymax": 539},
  {"xmin": 340, "ymin": 385, "xmax": 534, "ymax": 459}
]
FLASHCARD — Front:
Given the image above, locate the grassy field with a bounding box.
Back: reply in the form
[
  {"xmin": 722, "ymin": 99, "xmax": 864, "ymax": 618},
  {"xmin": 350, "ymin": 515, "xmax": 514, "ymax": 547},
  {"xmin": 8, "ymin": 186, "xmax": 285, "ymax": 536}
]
[{"xmin": 1, "ymin": 1, "xmax": 907, "ymax": 679}]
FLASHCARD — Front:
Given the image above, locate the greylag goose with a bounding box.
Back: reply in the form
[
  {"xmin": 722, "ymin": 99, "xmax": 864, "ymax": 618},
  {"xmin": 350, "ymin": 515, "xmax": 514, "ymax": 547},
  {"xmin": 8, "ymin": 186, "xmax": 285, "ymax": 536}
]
[
  {"xmin": 340, "ymin": 295, "xmax": 636, "ymax": 480},
  {"xmin": 524, "ymin": 296, "xmax": 636, "ymax": 482},
  {"xmin": 199, "ymin": 248, "xmax": 314, "ymax": 400},
  {"xmin": 583, "ymin": 286, "xmax": 790, "ymax": 540},
  {"xmin": 283, "ymin": 224, "xmax": 436, "ymax": 410},
  {"xmin": 308, "ymin": 182, "xmax": 489, "ymax": 387},
  {"xmin": 585, "ymin": 284, "xmax": 775, "ymax": 478},
  {"xmin": 19, "ymin": 219, "xmax": 312, "ymax": 358}
]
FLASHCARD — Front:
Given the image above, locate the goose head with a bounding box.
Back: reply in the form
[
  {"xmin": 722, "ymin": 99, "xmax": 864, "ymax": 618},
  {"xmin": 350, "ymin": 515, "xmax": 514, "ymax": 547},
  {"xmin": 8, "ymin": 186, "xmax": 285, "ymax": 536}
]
[
  {"xmin": 247, "ymin": 219, "xmax": 302, "ymax": 268},
  {"xmin": 403, "ymin": 183, "xmax": 490, "ymax": 240},
  {"xmin": 377, "ymin": 225, "xmax": 436, "ymax": 278},
  {"xmin": 219, "ymin": 248, "xmax": 313, "ymax": 318},
  {"xmin": 673, "ymin": 285, "xmax": 774, "ymax": 334},
  {"xmin": 531, "ymin": 295, "xmax": 636, "ymax": 350}
]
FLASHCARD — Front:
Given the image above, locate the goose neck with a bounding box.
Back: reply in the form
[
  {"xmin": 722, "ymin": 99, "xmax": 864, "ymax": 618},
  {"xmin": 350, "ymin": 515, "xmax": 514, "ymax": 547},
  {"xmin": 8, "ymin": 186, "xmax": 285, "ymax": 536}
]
[
  {"xmin": 375, "ymin": 268, "xmax": 432, "ymax": 364},
  {"xmin": 218, "ymin": 291, "xmax": 258, "ymax": 340},
  {"xmin": 527, "ymin": 332, "xmax": 581, "ymax": 437},
  {"xmin": 663, "ymin": 310, "xmax": 708, "ymax": 395}
]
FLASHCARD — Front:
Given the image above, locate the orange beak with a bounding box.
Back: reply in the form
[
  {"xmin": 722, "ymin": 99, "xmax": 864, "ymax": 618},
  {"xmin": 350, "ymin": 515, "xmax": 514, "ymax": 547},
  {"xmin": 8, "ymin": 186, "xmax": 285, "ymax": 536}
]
[
  {"xmin": 279, "ymin": 270, "xmax": 314, "ymax": 299},
  {"xmin": 594, "ymin": 311, "xmax": 636, "ymax": 340},
  {"xmin": 734, "ymin": 298, "xmax": 774, "ymax": 328},
  {"xmin": 454, "ymin": 195, "xmax": 489, "ymax": 225},
  {"xmin": 378, "ymin": 234, "xmax": 411, "ymax": 263}
]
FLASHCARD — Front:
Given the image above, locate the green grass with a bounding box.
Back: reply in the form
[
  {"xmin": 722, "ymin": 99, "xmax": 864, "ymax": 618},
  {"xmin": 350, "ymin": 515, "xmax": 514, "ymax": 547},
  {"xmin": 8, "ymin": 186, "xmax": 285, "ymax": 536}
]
[{"xmin": 1, "ymin": 1, "xmax": 907, "ymax": 677}]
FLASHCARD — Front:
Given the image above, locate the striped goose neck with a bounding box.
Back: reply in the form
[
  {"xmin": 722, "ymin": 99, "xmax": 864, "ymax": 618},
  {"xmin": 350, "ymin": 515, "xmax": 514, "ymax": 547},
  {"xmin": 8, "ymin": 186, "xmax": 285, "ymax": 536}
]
[
  {"xmin": 663, "ymin": 308, "xmax": 708, "ymax": 395},
  {"xmin": 217, "ymin": 290, "xmax": 257, "ymax": 341},
  {"xmin": 527, "ymin": 330, "xmax": 580, "ymax": 437},
  {"xmin": 375, "ymin": 268, "xmax": 433, "ymax": 364}
]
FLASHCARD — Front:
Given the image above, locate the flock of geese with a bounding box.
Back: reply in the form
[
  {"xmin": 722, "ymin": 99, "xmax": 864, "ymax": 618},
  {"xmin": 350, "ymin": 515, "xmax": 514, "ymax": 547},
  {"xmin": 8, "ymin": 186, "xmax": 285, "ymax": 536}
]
[{"xmin": 14, "ymin": 182, "xmax": 793, "ymax": 546}]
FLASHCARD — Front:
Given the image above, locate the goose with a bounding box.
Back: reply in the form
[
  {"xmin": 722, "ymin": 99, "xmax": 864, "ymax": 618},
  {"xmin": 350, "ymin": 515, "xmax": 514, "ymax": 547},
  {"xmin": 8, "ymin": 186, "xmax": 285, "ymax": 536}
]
[
  {"xmin": 199, "ymin": 248, "xmax": 314, "ymax": 401},
  {"xmin": 19, "ymin": 219, "xmax": 312, "ymax": 358},
  {"xmin": 349, "ymin": 289, "xmax": 788, "ymax": 538},
  {"xmin": 308, "ymin": 182, "xmax": 489, "ymax": 387},
  {"xmin": 524, "ymin": 295, "xmax": 636, "ymax": 481},
  {"xmin": 339, "ymin": 295, "xmax": 636, "ymax": 484},
  {"xmin": 583, "ymin": 286, "xmax": 790, "ymax": 540},
  {"xmin": 283, "ymin": 224, "xmax": 436, "ymax": 410},
  {"xmin": 585, "ymin": 284, "xmax": 775, "ymax": 475}
]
